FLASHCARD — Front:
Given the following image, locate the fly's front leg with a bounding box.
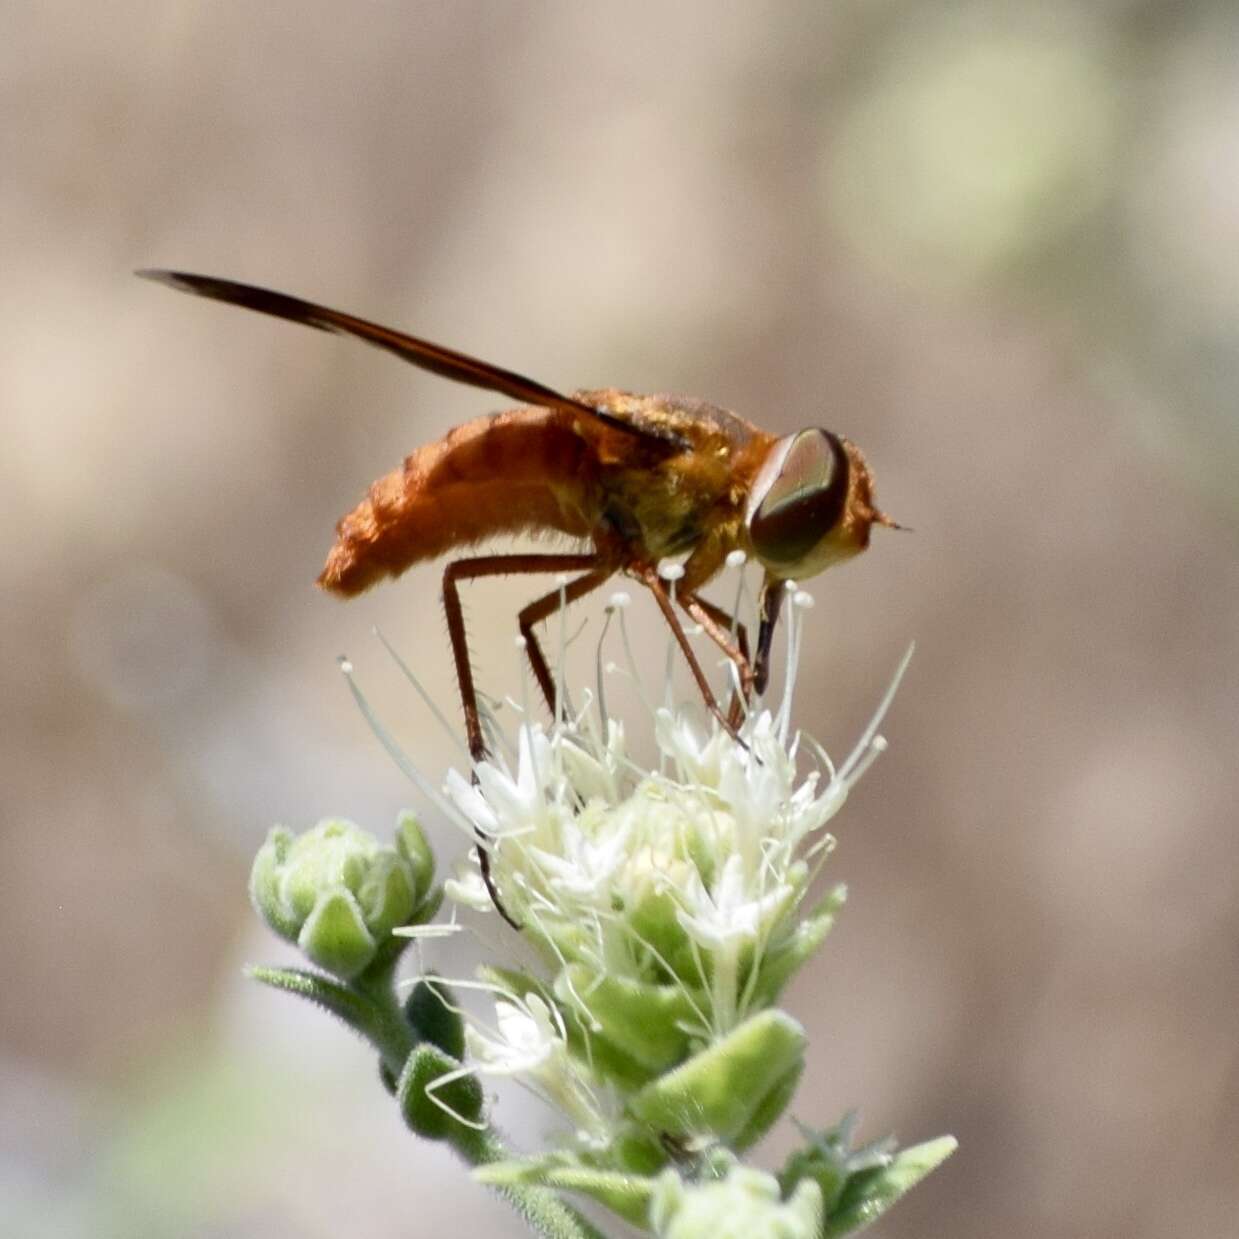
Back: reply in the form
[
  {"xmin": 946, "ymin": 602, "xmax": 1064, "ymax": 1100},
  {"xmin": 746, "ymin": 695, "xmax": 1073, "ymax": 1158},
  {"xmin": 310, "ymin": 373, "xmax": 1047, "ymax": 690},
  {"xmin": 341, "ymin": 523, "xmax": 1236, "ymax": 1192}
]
[
  {"xmin": 638, "ymin": 566, "xmax": 744, "ymax": 744},
  {"xmin": 680, "ymin": 593, "xmax": 753, "ymax": 727},
  {"xmin": 754, "ymin": 577, "xmax": 786, "ymax": 698}
]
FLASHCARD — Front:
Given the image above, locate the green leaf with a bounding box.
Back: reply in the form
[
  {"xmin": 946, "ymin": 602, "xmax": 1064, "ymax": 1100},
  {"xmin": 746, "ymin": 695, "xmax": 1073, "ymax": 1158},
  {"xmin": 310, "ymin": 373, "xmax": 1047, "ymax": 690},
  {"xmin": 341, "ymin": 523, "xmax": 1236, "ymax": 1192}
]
[
  {"xmin": 750, "ymin": 886, "xmax": 845, "ymax": 1008},
  {"xmin": 609, "ymin": 1123, "xmax": 671, "ymax": 1175},
  {"xmin": 555, "ymin": 964, "xmax": 695, "ymax": 1073},
  {"xmin": 825, "ymin": 1136, "xmax": 957, "ymax": 1236},
  {"xmin": 247, "ymin": 964, "xmax": 384, "ymax": 1038},
  {"xmin": 779, "ymin": 1113, "xmax": 903, "ymax": 1219},
  {"xmin": 779, "ymin": 1141, "xmax": 848, "ymax": 1216},
  {"xmin": 395, "ymin": 810, "xmax": 435, "ymax": 905},
  {"xmin": 404, "ymin": 975, "xmax": 466, "ymax": 1060},
  {"xmin": 247, "ymin": 964, "xmax": 413, "ymax": 1076},
  {"xmin": 248, "ymin": 826, "xmax": 300, "ymax": 938},
  {"xmin": 628, "ymin": 1011, "xmax": 805, "ymax": 1145},
  {"xmin": 732, "ymin": 1054, "xmax": 804, "ymax": 1153},
  {"xmin": 355, "ymin": 850, "xmax": 416, "ymax": 934},
  {"xmin": 477, "ymin": 1159, "xmax": 656, "ymax": 1228},
  {"xmin": 390, "ymin": 1050, "xmax": 609, "ymax": 1239},
  {"xmin": 411, "ymin": 882, "xmax": 444, "ymax": 927},
  {"xmin": 396, "ymin": 1043, "xmax": 483, "ymax": 1141},
  {"xmin": 297, "ymin": 888, "xmax": 377, "ymax": 980}
]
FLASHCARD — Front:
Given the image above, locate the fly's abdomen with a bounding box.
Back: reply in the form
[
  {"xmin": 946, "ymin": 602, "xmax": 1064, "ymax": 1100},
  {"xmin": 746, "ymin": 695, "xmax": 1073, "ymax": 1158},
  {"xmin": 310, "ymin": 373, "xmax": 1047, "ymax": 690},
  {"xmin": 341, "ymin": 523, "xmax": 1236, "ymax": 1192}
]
[{"xmin": 318, "ymin": 409, "xmax": 599, "ymax": 595}]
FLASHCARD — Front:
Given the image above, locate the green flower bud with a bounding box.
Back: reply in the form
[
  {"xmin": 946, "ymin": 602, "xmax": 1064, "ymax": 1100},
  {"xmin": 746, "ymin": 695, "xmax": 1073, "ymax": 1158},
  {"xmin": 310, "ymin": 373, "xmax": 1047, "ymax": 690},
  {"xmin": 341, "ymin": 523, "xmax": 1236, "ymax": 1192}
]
[
  {"xmin": 249, "ymin": 816, "xmax": 433, "ymax": 980},
  {"xmin": 297, "ymin": 886, "xmax": 379, "ymax": 980},
  {"xmin": 650, "ymin": 1165, "xmax": 822, "ymax": 1239}
]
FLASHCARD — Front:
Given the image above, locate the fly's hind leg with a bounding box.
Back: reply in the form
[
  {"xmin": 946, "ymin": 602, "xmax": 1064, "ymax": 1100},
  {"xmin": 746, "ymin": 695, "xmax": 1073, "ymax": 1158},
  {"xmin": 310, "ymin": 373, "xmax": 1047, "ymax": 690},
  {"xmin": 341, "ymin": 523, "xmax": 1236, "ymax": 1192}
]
[
  {"xmin": 442, "ymin": 552, "xmax": 603, "ymax": 760},
  {"xmin": 440, "ymin": 551, "xmax": 607, "ymax": 929}
]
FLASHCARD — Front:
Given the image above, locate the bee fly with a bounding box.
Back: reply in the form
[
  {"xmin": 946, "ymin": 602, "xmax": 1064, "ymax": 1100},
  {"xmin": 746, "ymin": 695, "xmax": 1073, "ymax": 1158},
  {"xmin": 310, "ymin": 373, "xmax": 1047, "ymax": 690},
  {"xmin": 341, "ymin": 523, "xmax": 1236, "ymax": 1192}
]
[{"xmin": 141, "ymin": 270, "xmax": 901, "ymax": 752}]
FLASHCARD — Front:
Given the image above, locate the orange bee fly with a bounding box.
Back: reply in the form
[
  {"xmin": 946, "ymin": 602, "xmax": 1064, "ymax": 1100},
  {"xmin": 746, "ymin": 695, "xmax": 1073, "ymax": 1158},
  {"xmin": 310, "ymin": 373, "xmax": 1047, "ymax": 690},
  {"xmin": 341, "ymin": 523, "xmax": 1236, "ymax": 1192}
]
[{"xmin": 141, "ymin": 271, "xmax": 900, "ymax": 762}]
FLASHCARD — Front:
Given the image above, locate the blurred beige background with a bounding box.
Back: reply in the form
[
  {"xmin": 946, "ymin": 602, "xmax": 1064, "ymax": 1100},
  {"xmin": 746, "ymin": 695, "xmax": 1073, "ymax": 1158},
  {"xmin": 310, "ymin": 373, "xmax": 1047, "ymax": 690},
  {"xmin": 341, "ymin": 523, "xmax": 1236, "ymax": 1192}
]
[{"xmin": 4, "ymin": 3, "xmax": 1237, "ymax": 1236}]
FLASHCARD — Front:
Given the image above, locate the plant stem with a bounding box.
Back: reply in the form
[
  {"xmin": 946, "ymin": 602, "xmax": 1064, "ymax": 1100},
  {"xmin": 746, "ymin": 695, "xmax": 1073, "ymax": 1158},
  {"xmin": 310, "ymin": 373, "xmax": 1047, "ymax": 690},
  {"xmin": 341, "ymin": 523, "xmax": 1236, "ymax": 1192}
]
[
  {"xmin": 354, "ymin": 955, "xmax": 417, "ymax": 1077},
  {"xmin": 450, "ymin": 1126, "xmax": 609, "ymax": 1239}
]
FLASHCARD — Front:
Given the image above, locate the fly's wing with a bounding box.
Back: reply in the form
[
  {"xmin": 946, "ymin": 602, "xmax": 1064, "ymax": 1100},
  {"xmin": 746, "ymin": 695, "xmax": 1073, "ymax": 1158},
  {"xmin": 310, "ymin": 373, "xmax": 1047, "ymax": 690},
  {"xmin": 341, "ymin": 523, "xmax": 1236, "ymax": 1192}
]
[{"xmin": 138, "ymin": 270, "xmax": 686, "ymax": 450}]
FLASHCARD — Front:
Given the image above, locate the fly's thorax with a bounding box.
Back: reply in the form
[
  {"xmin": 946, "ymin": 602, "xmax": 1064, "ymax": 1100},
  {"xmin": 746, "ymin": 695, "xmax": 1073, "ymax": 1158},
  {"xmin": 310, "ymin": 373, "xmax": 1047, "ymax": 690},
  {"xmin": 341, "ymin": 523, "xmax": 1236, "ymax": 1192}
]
[
  {"xmin": 601, "ymin": 451, "xmax": 723, "ymax": 559},
  {"xmin": 745, "ymin": 429, "xmax": 886, "ymax": 581},
  {"xmin": 573, "ymin": 390, "xmax": 762, "ymax": 458},
  {"xmin": 582, "ymin": 391, "xmax": 766, "ymax": 562}
]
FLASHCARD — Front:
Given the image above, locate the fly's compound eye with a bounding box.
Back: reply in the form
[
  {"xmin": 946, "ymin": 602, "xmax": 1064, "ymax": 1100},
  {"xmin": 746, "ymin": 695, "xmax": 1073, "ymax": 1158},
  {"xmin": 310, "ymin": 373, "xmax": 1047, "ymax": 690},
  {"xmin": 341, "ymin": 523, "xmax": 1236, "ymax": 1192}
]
[{"xmin": 748, "ymin": 429, "xmax": 850, "ymax": 568}]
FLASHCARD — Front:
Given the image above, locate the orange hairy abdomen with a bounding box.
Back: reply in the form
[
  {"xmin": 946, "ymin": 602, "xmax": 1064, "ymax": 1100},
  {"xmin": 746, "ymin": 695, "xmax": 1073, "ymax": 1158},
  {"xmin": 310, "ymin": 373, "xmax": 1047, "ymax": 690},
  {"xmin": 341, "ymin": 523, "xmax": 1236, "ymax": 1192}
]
[{"xmin": 317, "ymin": 408, "xmax": 600, "ymax": 596}]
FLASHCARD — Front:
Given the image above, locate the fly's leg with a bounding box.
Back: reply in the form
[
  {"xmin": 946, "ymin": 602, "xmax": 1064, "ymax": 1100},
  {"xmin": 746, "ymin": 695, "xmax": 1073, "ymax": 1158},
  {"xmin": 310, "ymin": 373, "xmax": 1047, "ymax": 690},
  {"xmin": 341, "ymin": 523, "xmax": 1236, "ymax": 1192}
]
[
  {"xmin": 441, "ymin": 552, "xmax": 605, "ymax": 928},
  {"xmin": 637, "ymin": 566, "xmax": 745, "ymax": 744},
  {"xmin": 442, "ymin": 552, "xmax": 604, "ymax": 758},
  {"xmin": 518, "ymin": 568, "xmax": 615, "ymax": 721},
  {"xmin": 680, "ymin": 593, "xmax": 753, "ymax": 727},
  {"xmin": 753, "ymin": 578, "xmax": 786, "ymax": 698}
]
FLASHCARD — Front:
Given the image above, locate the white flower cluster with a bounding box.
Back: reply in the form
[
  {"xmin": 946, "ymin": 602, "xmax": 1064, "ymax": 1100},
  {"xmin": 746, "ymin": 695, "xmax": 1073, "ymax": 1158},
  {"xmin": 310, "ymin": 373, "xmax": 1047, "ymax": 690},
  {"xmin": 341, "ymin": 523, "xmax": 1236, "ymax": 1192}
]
[
  {"xmin": 430, "ymin": 584, "xmax": 911, "ymax": 1108},
  {"xmin": 444, "ymin": 702, "xmax": 862, "ymax": 1037},
  {"xmin": 276, "ymin": 571, "xmax": 955, "ymax": 1232},
  {"xmin": 357, "ymin": 571, "xmax": 910, "ymax": 1140}
]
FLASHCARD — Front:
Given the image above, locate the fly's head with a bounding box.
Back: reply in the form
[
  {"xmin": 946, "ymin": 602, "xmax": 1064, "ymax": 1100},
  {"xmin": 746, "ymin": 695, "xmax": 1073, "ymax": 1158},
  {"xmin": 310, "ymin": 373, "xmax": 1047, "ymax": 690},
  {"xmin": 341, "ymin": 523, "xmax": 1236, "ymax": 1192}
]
[{"xmin": 745, "ymin": 429, "xmax": 901, "ymax": 582}]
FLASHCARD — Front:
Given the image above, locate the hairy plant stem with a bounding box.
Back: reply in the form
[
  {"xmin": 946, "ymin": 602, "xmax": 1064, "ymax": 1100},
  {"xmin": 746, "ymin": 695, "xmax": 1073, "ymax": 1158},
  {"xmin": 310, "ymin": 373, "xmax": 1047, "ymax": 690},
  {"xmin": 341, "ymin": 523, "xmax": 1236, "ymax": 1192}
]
[
  {"xmin": 452, "ymin": 1126, "xmax": 608, "ymax": 1239},
  {"xmin": 360, "ymin": 956, "xmax": 606, "ymax": 1239}
]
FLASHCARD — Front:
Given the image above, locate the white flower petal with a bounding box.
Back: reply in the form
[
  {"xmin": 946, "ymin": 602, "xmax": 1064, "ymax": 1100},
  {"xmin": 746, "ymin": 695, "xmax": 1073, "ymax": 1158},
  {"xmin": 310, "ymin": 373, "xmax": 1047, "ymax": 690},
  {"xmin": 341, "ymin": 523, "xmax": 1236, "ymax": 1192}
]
[
  {"xmin": 444, "ymin": 861, "xmax": 493, "ymax": 912},
  {"xmin": 444, "ymin": 767, "xmax": 499, "ymax": 835}
]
